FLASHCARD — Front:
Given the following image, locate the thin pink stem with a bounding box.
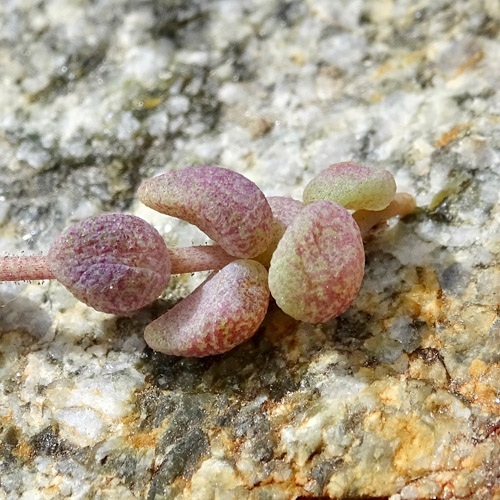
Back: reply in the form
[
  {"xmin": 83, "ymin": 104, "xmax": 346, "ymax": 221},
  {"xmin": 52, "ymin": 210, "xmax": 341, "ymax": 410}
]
[
  {"xmin": 0, "ymin": 255, "xmax": 54, "ymax": 281},
  {"xmin": 0, "ymin": 245, "xmax": 237, "ymax": 282},
  {"xmin": 168, "ymin": 245, "xmax": 236, "ymax": 274}
]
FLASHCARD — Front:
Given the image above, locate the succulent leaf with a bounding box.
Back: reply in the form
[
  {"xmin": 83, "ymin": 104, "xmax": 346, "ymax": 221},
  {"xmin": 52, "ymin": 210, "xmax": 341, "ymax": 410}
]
[
  {"xmin": 47, "ymin": 214, "xmax": 171, "ymax": 315},
  {"xmin": 144, "ymin": 259, "xmax": 269, "ymax": 357},
  {"xmin": 138, "ymin": 165, "xmax": 273, "ymax": 258},
  {"xmin": 255, "ymin": 196, "xmax": 304, "ymax": 267},
  {"xmin": 303, "ymin": 162, "xmax": 396, "ymax": 211},
  {"xmin": 268, "ymin": 201, "xmax": 364, "ymax": 323}
]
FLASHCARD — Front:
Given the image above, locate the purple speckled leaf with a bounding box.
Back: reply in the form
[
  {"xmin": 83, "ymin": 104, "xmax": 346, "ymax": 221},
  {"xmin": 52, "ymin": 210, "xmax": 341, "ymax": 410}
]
[
  {"xmin": 144, "ymin": 260, "xmax": 269, "ymax": 357},
  {"xmin": 256, "ymin": 196, "xmax": 304, "ymax": 267},
  {"xmin": 268, "ymin": 201, "xmax": 365, "ymax": 323},
  {"xmin": 47, "ymin": 214, "xmax": 171, "ymax": 315},
  {"xmin": 303, "ymin": 162, "xmax": 396, "ymax": 211},
  {"xmin": 138, "ymin": 165, "xmax": 273, "ymax": 258}
]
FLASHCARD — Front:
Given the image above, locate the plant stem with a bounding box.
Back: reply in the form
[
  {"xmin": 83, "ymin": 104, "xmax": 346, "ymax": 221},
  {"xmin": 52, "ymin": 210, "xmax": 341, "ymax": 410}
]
[
  {"xmin": 353, "ymin": 192, "xmax": 416, "ymax": 237},
  {"xmin": 168, "ymin": 245, "xmax": 236, "ymax": 274},
  {"xmin": 0, "ymin": 245, "xmax": 237, "ymax": 282},
  {"xmin": 0, "ymin": 255, "xmax": 54, "ymax": 281}
]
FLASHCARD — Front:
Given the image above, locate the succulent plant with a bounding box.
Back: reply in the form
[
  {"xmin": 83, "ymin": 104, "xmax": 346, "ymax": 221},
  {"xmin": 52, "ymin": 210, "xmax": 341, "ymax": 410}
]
[{"xmin": 0, "ymin": 163, "xmax": 415, "ymax": 357}]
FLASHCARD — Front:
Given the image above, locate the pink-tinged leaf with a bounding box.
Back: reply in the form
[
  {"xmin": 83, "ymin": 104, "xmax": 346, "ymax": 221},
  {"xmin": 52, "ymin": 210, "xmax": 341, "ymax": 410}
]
[
  {"xmin": 303, "ymin": 162, "xmax": 396, "ymax": 211},
  {"xmin": 267, "ymin": 196, "xmax": 305, "ymax": 227},
  {"xmin": 47, "ymin": 214, "xmax": 171, "ymax": 315},
  {"xmin": 144, "ymin": 260, "xmax": 269, "ymax": 357},
  {"xmin": 255, "ymin": 196, "xmax": 304, "ymax": 267},
  {"xmin": 138, "ymin": 165, "xmax": 273, "ymax": 258},
  {"xmin": 268, "ymin": 201, "xmax": 364, "ymax": 323}
]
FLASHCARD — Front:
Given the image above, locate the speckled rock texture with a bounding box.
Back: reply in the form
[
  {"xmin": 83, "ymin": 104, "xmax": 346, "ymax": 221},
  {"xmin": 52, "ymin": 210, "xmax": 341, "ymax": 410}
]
[{"xmin": 1, "ymin": 1, "xmax": 499, "ymax": 499}]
